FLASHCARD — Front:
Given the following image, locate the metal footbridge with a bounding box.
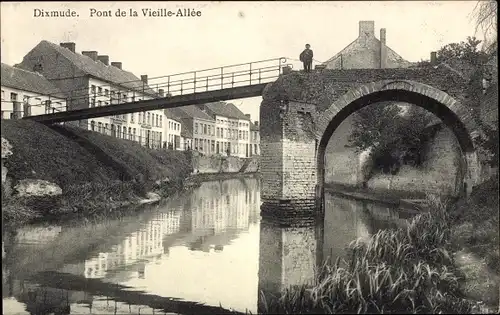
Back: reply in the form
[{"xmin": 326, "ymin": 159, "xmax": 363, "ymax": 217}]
[{"xmin": 23, "ymin": 57, "xmax": 292, "ymax": 124}]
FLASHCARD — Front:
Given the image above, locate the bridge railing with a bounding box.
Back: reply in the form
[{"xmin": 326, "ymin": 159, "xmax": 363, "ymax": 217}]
[
  {"xmin": 22, "ymin": 57, "xmax": 292, "ymax": 118},
  {"xmin": 146, "ymin": 57, "xmax": 290, "ymax": 97}
]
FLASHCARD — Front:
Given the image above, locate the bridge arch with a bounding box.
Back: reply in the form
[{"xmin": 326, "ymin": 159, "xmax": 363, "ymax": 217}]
[{"xmin": 315, "ymin": 80, "xmax": 481, "ymax": 200}]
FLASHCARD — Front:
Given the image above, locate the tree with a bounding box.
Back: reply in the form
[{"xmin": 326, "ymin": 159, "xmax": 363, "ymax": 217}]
[
  {"xmin": 435, "ymin": 36, "xmax": 488, "ymax": 65},
  {"xmin": 471, "ymin": 0, "xmax": 497, "ymax": 53},
  {"xmin": 347, "ymin": 103, "xmax": 435, "ymax": 174}
]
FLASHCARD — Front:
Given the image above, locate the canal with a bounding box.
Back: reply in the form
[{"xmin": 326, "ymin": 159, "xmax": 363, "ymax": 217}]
[{"xmin": 2, "ymin": 177, "xmax": 417, "ymax": 315}]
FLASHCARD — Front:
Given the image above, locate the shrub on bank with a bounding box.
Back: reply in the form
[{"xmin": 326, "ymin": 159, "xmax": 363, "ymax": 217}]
[{"xmin": 261, "ymin": 200, "xmax": 475, "ymax": 314}]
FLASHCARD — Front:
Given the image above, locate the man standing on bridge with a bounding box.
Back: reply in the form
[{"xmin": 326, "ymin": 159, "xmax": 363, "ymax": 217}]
[{"xmin": 300, "ymin": 44, "xmax": 313, "ymax": 72}]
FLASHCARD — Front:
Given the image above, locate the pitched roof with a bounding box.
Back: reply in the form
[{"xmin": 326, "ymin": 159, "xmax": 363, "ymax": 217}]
[
  {"xmin": 180, "ymin": 122, "xmax": 193, "ymax": 138},
  {"xmin": 1, "ymin": 63, "xmax": 65, "ymax": 98},
  {"xmin": 177, "ymin": 105, "xmax": 215, "ymax": 121},
  {"xmin": 163, "ymin": 108, "xmax": 182, "ymax": 123},
  {"xmin": 204, "ymin": 102, "xmax": 250, "ymax": 120},
  {"xmin": 322, "ymin": 28, "xmax": 411, "ymax": 68},
  {"xmin": 250, "ymin": 121, "xmax": 259, "ymax": 131},
  {"xmin": 23, "ymin": 40, "xmax": 158, "ymax": 96}
]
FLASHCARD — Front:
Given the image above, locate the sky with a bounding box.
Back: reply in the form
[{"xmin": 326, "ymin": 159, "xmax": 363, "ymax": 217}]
[{"xmin": 0, "ymin": 1, "xmax": 482, "ymax": 121}]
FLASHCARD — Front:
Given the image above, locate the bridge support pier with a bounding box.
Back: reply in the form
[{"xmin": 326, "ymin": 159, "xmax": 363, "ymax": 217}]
[
  {"xmin": 257, "ymin": 219, "xmax": 320, "ymax": 313},
  {"xmin": 464, "ymin": 151, "xmax": 481, "ymax": 197},
  {"xmin": 260, "ymin": 96, "xmax": 320, "ymax": 221}
]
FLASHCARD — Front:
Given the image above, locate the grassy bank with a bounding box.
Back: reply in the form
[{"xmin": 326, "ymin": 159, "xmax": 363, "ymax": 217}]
[
  {"xmin": 261, "ymin": 178, "xmax": 499, "ymax": 314},
  {"xmin": 1, "ymin": 119, "xmax": 192, "ymax": 227},
  {"xmin": 448, "ymin": 178, "xmax": 499, "ymax": 309}
]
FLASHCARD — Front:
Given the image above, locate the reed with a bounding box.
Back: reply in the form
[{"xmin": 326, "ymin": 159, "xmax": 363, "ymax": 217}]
[{"xmin": 261, "ymin": 195, "xmax": 476, "ymax": 314}]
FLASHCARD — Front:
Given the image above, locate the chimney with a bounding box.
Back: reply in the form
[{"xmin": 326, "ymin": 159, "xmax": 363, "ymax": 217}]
[
  {"xmin": 82, "ymin": 51, "xmax": 98, "ymax": 61},
  {"xmin": 430, "ymin": 52, "xmax": 437, "ymax": 65},
  {"xmin": 380, "ymin": 28, "xmax": 386, "ymax": 45},
  {"xmin": 97, "ymin": 55, "xmax": 109, "ymax": 65},
  {"xmin": 111, "ymin": 62, "xmax": 122, "ymax": 69},
  {"xmin": 380, "ymin": 28, "xmax": 387, "ymax": 69},
  {"xmin": 158, "ymin": 89, "xmax": 164, "ymax": 97},
  {"xmin": 60, "ymin": 42, "xmax": 75, "ymax": 53},
  {"xmin": 359, "ymin": 21, "xmax": 375, "ymax": 37},
  {"xmin": 245, "ymin": 114, "xmax": 251, "ymax": 120},
  {"xmin": 141, "ymin": 75, "xmax": 148, "ymax": 85}
]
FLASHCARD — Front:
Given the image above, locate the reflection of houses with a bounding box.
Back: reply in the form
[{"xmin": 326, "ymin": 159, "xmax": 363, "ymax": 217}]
[
  {"xmin": 187, "ymin": 179, "xmax": 260, "ymax": 251},
  {"xmin": 59, "ymin": 210, "xmax": 183, "ymax": 281}
]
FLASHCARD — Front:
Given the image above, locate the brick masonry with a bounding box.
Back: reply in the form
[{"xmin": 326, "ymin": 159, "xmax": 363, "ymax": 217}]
[
  {"xmin": 260, "ymin": 67, "xmax": 485, "ymax": 216},
  {"xmin": 257, "ymin": 219, "xmax": 318, "ymax": 312}
]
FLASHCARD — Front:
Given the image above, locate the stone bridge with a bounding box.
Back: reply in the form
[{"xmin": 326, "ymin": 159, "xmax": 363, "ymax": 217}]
[{"xmin": 259, "ymin": 66, "xmax": 483, "ymax": 218}]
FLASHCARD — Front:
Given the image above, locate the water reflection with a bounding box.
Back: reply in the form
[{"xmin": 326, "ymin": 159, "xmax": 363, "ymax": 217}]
[{"xmin": 3, "ymin": 178, "xmax": 415, "ymax": 315}]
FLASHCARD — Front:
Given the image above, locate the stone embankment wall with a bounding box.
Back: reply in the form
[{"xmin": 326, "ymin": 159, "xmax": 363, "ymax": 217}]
[
  {"xmin": 325, "ymin": 121, "xmax": 464, "ymax": 197},
  {"xmin": 191, "ymin": 153, "xmax": 260, "ymax": 174}
]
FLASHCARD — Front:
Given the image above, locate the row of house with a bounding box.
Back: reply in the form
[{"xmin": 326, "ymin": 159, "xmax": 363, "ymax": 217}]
[{"xmin": 1, "ymin": 40, "xmax": 260, "ymax": 157}]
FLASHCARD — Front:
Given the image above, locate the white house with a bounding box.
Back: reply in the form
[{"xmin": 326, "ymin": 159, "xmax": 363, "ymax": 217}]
[
  {"xmin": 163, "ymin": 109, "xmax": 182, "ymax": 150},
  {"xmin": 1, "ymin": 63, "xmax": 66, "ymax": 120},
  {"xmin": 16, "ymin": 41, "xmax": 164, "ymax": 149}
]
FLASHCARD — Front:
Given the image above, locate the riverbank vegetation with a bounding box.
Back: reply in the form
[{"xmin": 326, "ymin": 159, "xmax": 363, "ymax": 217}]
[
  {"xmin": 1, "ymin": 119, "xmax": 192, "ymax": 227},
  {"xmin": 260, "ymin": 178, "xmax": 499, "ymax": 314}
]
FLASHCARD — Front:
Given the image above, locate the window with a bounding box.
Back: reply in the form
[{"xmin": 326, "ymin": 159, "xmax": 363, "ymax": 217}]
[
  {"xmin": 147, "ymin": 113, "xmax": 150, "ymax": 125},
  {"xmin": 98, "ymin": 87, "xmax": 102, "ymax": 95},
  {"xmin": 91, "ymin": 98, "xmax": 96, "ymax": 108},
  {"xmin": 90, "ymin": 85, "xmax": 96, "ymax": 95},
  {"xmin": 142, "ymin": 111, "xmax": 146, "ymax": 124},
  {"xmin": 156, "ymin": 114, "xmax": 159, "ymax": 127},
  {"xmin": 195, "ymin": 123, "xmax": 198, "ymax": 134},
  {"xmin": 45, "ymin": 100, "xmax": 52, "ymax": 114},
  {"xmin": 139, "ymin": 112, "xmax": 142, "ymax": 123},
  {"xmin": 133, "ymin": 128, "xmax": 137, "ymax": 141},
  {"xmin": 104, "ymin": 89, "xmax": 109, "ymax": 96},
  {"xmin": 217, "ymin": 127, "xmax": 220, "ymax": 138},
  {"xmin": 128, "ymin": 127, "xmax": 132, "ymax": 140},
  {"xmin": 204, "ymin": 124, "xmax": 207, "ymax": 135},
  {"xmin": 123, "ymin": 94, "xmax": 127, "ymax": 102},
  {"xmin": 130, "ymin": 113, "xmax": 135, "ymax": 123},
  {"xmin": 91, "ymin": 121, "xmax": 95, "ymax": 131},
  {"xmin": 98, "ymin": 122, "xmax": 102, "ymax": 133},
  {"xmin": 208, "ymin": 125, "xmax": 211, "ymax": 136},
  {"xmin": 97, "ymin": 100, "xmax": 102, "ymax": 107},
  {"xmin": 1, "ymin": 90, "xmax": 4, "ymax": 100},
  {"xmin": 159, "ymin": 116, "xmax": 162, "ymax": 127}
]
